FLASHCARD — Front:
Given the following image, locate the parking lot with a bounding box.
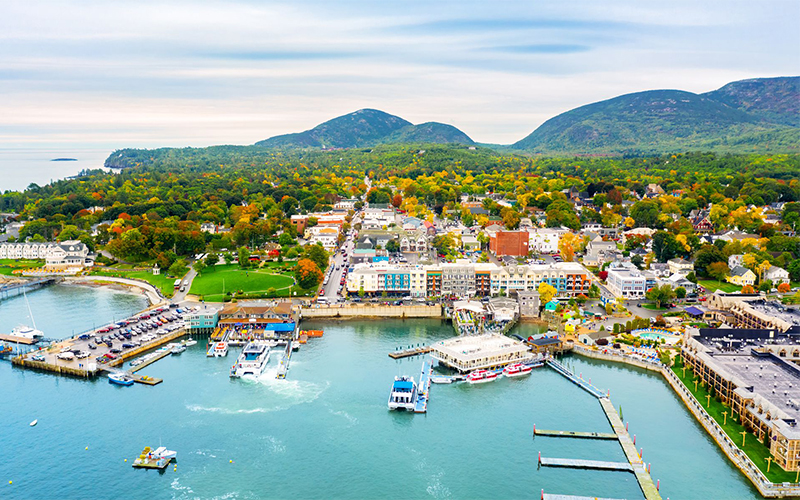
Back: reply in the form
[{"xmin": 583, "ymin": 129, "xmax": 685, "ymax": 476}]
[{"xmin": 26, "ymin": 305, "xmax": 195, "ymax": 370}]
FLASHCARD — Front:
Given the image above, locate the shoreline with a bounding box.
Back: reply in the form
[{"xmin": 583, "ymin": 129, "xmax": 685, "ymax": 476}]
[{"xmin": 65, "ymin": 276, "xmax": 165, "ymax": 307}]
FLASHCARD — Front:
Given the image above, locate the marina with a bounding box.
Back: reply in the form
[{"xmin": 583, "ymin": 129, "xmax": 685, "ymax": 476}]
[{"xmin": 388, "ymin": 345, "xmax": 431, "ymax": 359}]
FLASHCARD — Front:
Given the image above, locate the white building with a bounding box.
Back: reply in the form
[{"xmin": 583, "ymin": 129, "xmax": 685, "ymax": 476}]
[
  {"xmin": 334, "ymin": 198, "xmax": 358, "ymax": 210},
  {"xmin": 430, "ymin": 335, "xmax": 530, "ymax": 372},
  {"xmin": 606, "ymin": 263, "xmax": 647, "ymax": 299},
  {"xmin": 765, "ymin": 266, "xmax": 790, "ymax": 286},
  {"xmin": 528, "ymin": 228, "xmax": 562, "ymax": 254},
  {"xmin": 0, "ymin": 240, "xmax": 90, "ymax": 270},
  {"xmin": 668, "ymin": 258, "xmax": 694, "ymax": 275},
  {"xmin": 305, "ymin": 226, "xmax": 339, "ymax": 251}
]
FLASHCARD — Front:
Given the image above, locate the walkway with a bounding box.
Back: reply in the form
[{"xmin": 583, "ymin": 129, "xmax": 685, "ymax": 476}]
[{"xmin": 545, "ymin": 358, "xmax": 607, "ymax": 399}]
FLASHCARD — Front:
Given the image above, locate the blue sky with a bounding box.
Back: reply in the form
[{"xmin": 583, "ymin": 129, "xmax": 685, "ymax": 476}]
[{"xmin": 0, "ymin": 0, "xmax": 797, "ymax": 149}]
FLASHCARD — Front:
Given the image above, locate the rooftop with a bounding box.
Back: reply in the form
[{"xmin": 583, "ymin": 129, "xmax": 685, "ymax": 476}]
[{"xmin": 432, "ymin": 334, "xmax": 528, "ymax": 363}]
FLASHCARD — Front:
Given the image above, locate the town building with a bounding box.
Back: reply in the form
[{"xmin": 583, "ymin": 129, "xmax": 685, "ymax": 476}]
[
  {"xmin": 489, "ymin": 230, "xmax": 529, "ymax": 257},
  {"xmin": 765, "ymin": 266, "xmax": 791, "ymax": 285},
  {"xmin": 0, "ymin": 240, "xmax": 90, "ymax": 270},
  {"xmin": 528, "ymin": 228, "xmax": 562, "ymax": 254},
  {"xmin": 430, "ymin": 334, "xmax": 530, "ymax": 372},
  {"xmin": 682, "ymin": 328, "xmax": 800, "ymax": 471},
  {"xmin": 728, "ymin": 266, "xmax": 757, "ymax": 287},
  {"xmin": 606, "ymin": 262, "xmax": 647, "ymax": 299},
  {"xmin": 187, "ymin": 308, "xmax": 220, "ymax": 334},
  {"xmin": 516, "ymin": 290, "xmax": 540, "ymax": 317},
  {"xmin": 583, "ymin": 240, "xmax": 618, "ymax": 267},
  {"xmin": 668, "ymin": 258, "xmax": 694, "ymax": 275}
]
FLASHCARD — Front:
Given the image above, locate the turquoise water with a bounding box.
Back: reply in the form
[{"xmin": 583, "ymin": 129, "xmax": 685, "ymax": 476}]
[{"xmin": 1, "ymin": 290, "xmax": 762, "ymax": 499}]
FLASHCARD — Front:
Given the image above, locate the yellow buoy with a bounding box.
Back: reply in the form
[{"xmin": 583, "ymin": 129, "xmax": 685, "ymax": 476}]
[
  {"xmin": 124, "ymin": 459, "xmax": 127, "ymax": 462},
  {"xmin": 229, "ymin": 460, "xmax": 233, "ymax": 463},
  {"xmin": 8, "ymin": 481, "xmax": 12, "ymax": 485},
  {"xmin": 85, "ymin": 447, "xmax": 88, "ymax": 450}
]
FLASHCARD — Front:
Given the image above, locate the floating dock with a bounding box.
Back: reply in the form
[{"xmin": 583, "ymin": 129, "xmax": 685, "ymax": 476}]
[
  {"xmin": 545, "ymin": 358, "xmax": 607, "ymax": 399},
  {"xmin": 542, "ymin": 494, "xmax": 626, "ymax": 500},
  {"xmin": 389, "ymin": 346, "xmax": 431, "ymax": 359},
  {"xmin": 276, "ymin": 340, "xmax": 292, "ymax": 379},
  {"xmin": 414, "ymin": 359, "xmax": 432, "ymax": 413},
  {"xmin": 538, "ymin": 456, "xmax": 632, "ymax": 472},
  {"xmin": 128, "ymin": 348, "xmax": 172, "ymax": 373},
  {"xmin": 131, "ymin": 374, "xmax": 162, "ymax": 385},
  {"xmin": 534, "ymin": 428, "xmax": 617, "ymax": 440},
  {"xmin": 132, "ymin": 447, "xmax": 174, "ymax": 469}
]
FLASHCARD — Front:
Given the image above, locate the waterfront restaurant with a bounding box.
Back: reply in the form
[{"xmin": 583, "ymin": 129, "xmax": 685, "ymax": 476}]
[
  {"xmin": 216, "ymin": 302, "xmax": 296, "ymax": 340},
  {"xmin": 431, "ymin": 334, "xmax": 530, "ymax": 373},
  {"xmin": 682, "ymin": 327, "xmax": 800, "ymax": 471}
]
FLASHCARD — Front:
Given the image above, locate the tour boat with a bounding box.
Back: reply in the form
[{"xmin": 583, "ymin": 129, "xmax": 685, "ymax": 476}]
[
  {"xmin": 208, "ymin": 342, "xmax": 228, "ymax": 357},
  {"xmin": 502, "ymin": 363, "xmax": 533, "ymax": 378},
  {"xmin": 230, "ymin": 342, "xmax": 271, "ymax": 378},
  {"xmin": 466, "ymin": 370, "xmax": 498, "ymax": 384},
  {"xmin": 388, "ymin": 376, "xmax": 417, "ymax": 410},
  {"xmin": 108, "ymin": 373, "xmax": 134, "ymax": 386}
]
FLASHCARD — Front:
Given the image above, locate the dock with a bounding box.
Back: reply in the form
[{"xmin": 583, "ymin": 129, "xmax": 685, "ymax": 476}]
[
  {"xmin": 599, "ymin": 398, "xmax": 662, "ymax": 500},
  {"xmin": 389, "ymin": 346, "xmax": 431, "ymax": 359},
  {"xmin": 546, "ymin": 358, "xmax": 607, "ymax": 399},
  {"xmin": 534, "ymin": 428, "xmax": 617, "ymax": 440},
  {"xmin": 128, "ymin": 348, "xmax": 172, "ymax": 373},
  {"xmin": 0, "ymin": 277, "xmax": 57, "ymax": 301},
  {"xmin": 276, "ymin": 340, "xmax": 292, "ymax": 379},
  {"xmin": 131, "ymin": 373, "xmax": 162, "ymax": 385},
  {"xmin": 414, "ymin": 359, "xmax": 432, "ymax": 413},
  {"xmin": 538, "ymin": 456, "xmax": 633, "ymax": 472},
  {"xmin": 542, "ymin": 494, "xmax": 625, "ymax": 500}
]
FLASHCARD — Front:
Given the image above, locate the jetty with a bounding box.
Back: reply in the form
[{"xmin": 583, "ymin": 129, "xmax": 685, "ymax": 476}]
[
  {"xmin": 534, "ymin": 428, "xmax": 617, "ymax": 440},
  {"xmin": 414, "ymin": 359, "xmax": 432, "ymax": 413},
  {"xmin": 0, "ymin": 277, "xmax": 57, "ymax": 301},
  {"xmin": 538, "ymin": 456, "xmax": 633, "ymax": 472},
  {"xmin": 128, "ymin": 348, "xmax": 172, "ymax": 373},
  {"xmin": 276, "ymin": 340, "xmax": 292, "ymax": 379},
  {"xmin": 388, "ymin": 345, "xmax": 431, "ymax": 359},
  {"xmin": 545, "ymin": 358, "xmax": 607, "ymax": 399},
  {"xmin": 542, "ymin": 494, "xmax": 625, "ymax": 500}
]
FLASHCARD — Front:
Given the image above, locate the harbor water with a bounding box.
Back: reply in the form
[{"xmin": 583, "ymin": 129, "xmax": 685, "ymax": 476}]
[{"xmin": 2, "ymin": 291, "xmax": 762, "ymax": 499}]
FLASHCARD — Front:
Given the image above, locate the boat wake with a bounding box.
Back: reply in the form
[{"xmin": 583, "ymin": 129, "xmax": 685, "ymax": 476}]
[
  {"xmin": 329, "ymin": 408, "xmax": 359, "ymax": 427},
  {"xmin": 185, "ymin": 404, "xmax": 278, "ymax": 415},
  {"xmin": 260, "ymin": 435, "xmax": 287, "ymax": 454},
  {"xmin": 425, "ymin": 471, "xmax": 452, "ymax": 499}
]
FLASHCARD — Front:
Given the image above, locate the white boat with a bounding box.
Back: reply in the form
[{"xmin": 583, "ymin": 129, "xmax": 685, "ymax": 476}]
[
  {"xmin": 108, "ymin": 373, "xmax": 134, "ymax": 386},
  {"xmin": 211, "ymin": 342, "xmax": 228, "ymax": 357},
  {"xmin": 7, "ymin": 325, "xmax": 44, "ymax": 342},
  {"xmin": 171, "ymin": 344, "xmax": 186, "ymax": 355},
  {"xmin": 388, "ymin": 376, "xmax": 417, "ymax": 410},
  {"xmin": 183, "ymin": 338, "xmax": 197, "ymax": 346},
  {"xmin": 151, "ymin": 446, "xmax": 177, "ymax": 461},
  {"xmin": 502, "ymin": 363, "xmax": 533, "ymax": 378},
  {"xmin": 230, "ymin": 342, "xmax": 271, "ymax": 377},
  {"xmin": 466, "ymin": 370, "xmax": 498, "ymax": 384},
  {"xmin": 430, "ymin": 375, "xmax": 455, "ymax": 384},
  {"xmin": 30, "ymin": 419, "xmax": 37, "ymax": 427}
]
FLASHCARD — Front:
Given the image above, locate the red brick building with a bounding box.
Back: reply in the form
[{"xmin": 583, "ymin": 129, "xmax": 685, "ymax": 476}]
[{"xmin": 489, "ymin": 230, "xmax": 529, "ymax": 257}]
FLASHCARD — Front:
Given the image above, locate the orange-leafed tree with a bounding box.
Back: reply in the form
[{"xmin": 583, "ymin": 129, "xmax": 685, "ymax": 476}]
[
  {"xmin": 778, "ymin": 282, "xmax": 791, "ymax": 293},
  {"xmin": 391, "ymin": 193, "xmax": 403, "ymax": 208},
  {"xmin": 741, "ymin": 285, "xmax": 755, "ymax": 294},
  {"xmin": 294, "ymin": 258, "xmax": 323, "ymax": 289}
]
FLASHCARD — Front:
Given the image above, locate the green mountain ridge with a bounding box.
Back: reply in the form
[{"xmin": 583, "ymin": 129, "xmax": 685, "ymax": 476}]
[
  {"xmin": 512, "ymin": 76, "xmax": 800, "ymax": 154},
  {"xmin": 255, "ymin": 108, "xmax": 473, "ymax": 148}
]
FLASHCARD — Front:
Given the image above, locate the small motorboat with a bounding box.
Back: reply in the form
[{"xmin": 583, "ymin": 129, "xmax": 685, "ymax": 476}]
[
  {"xmin": 30, "ymin": 419, "xmax": 38, "ymax": 427},
  {"xmin": 466, "ymin": 370, "xmax": 498, "ymax": 384},
  {"xmin": 183, "ymin": 338, "xmax": 197, "ymax": 346},
  {"xmin": 108, "ymin": 373, "xmax": 134, "ymax": 386},
  {"xmin": 430, "ymin": 376, "xmax": 455, "ymax": 384},
  {"xmin": 503, "ymin": 363, "xmax": 533, "ymax": 378},
  {"xmin": 171, "ymin": 345, "xmax": 186, "ymax": 355},
  {"xmin": 151, "ymin": 446, "xmax": 177, "ymax": 461}
]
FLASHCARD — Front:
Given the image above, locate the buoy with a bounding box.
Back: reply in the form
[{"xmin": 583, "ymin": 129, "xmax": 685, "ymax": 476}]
[
  {"xmin": 8, "ymin": 481, "xmax": 11, "ymax": 485},
  {"xmin": 85, "ymin": 446, "xmax": 88, "ymax": 450},
  {"xmin": 124, "ymin": 459, "xmax": 127, "ymax": 462},
  {"xmin": 229, "ymin": 460, "xmax": 233, "ymax": 463}
]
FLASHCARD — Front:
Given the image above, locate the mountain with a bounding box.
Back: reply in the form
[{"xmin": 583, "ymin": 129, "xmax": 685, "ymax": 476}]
[
  {"xmin": 512, "ymin": 77, "xmax": 800, "ymax": 154},
  {"xmin": 255, "ymin": 109, "xmax": 473, "ymax": 148},
  {"xmin": 703, "ymin": 77, "xmax": 800, "ymax": 127},
  {"xmin": 382, "ymin": 122, "xmax": 474, "ymax": 145}
]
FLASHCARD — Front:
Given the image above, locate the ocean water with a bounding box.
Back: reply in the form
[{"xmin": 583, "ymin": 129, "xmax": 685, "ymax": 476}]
[
  {"xmin": 0, "ymin": 149, "xmax": 111, "ymax": 192},
  {"xmin": 1, "ymin": 291, "xmax": 762, "ymax": 499}
]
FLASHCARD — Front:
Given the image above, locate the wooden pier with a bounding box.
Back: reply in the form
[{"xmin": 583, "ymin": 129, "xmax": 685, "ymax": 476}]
[
  {"xmin": 539, "ymin": 456, "xmax": 633, "ymax": 472},
  {"xmin": 388, "ymin": 346, "xmax": 431, "ymax": 359},
  {"xmin": 414, "ymin": 359, "xmax": 432, "ymax": 413},
  {"xmin": 542, "ymin": 494, "xmax": 626, "ymax": 500},
  {"xmin": 128, "ymin": 349, "xmax": 172, "ymax": 373},
  {"xmin": 534, "ymin": 428, "xmax": 617, "ymax": 440},
  {"xmin": 0, "ymin": 277, "xmax": 57, "ymax": 301}
]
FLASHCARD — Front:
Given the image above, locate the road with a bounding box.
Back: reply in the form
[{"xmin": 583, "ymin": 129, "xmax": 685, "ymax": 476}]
[
  {"xmin": 320, "ymin": 216, "xmax": 360, "ymax": 304},
  {"xmin": 171, "ymin": 266, "xmax": 198, "ymax": 303}
]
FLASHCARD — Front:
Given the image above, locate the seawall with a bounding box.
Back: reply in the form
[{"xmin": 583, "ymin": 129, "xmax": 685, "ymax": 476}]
[{"xmin": 300, "ymin": 304, "xmax": 442, "ymax": 319}]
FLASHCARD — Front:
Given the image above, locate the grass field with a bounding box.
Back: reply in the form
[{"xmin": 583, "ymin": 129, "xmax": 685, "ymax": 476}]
[
  {"xmin": 89, "ymin": 268, "xmax": 180, "ymax": 297},
  {"xmin": 698, "ymin": 280, "xmax": 742, "ymax": 293},
  {"xmin": 0, "ymin": 259, "xmax": 44, "ymax": 275},
  {"xmin": 673, "ymin": 357, "xmax": 797, "ymax": 483},
  {"xmin": 190, "ymin": 264, "xmax": 297, "ymax": 301}
]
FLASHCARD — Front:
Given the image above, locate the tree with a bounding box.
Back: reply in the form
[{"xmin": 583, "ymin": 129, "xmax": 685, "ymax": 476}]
[
  {"xmin": 238, "ymin": 247, "xmax": 251, "ymax": 268},
  {"xmin": 294, "ymin": 258, "xmax": 323, "ymax": 289},
  {"xmin": 588, "ymin": 284, "xmax": 600, "ymax": 298},
  {"xmin": 558, "ymin": 233, "xmax": 581, "ymax": 262},
  {"xmin": 433, "ymin": 234, "xmax": 455, "ymax": 255},
  {"xmin": 759, "ymin": 279, "xmax": 774, "ymax": 293},
  {"xmin": 503, "ymin": 210, "xmax": 521, "ymax": 230},
  {"xmin": 391, "ymin": 193, "xmax": 403, "ymax": 208},
  {"xmin": 193, "ymin": 260, "xmax": 206, "ymax": 274},
  {"xmin": 204, "ymin": 252, "xmax": 219, "ymax": 268},
  {"xmin": 168, "ymin": 258, "xmax": 188, "ymax": 277},
  {"xmin": 741, "ymin": 284, "xmax": 755, "ymax": 294},
  {"xmin": 693, "ymin": 245, "xmax": 726, "ymax": 277},
  {"xmin": 778, "ymin": 282, "xmax": 791, "ymax": 293},
  {"xmin": 630, "ymin": 200, "xmax": 660, "ymax": 227},
  {"xmin": 386, "ymin": 239, "xmax": 400, "ymax": 253},
  {"xmin": 652, "ymin": 231, "xmax": 680, "ymax": 262},
  {"xmin": 646, "ymin": 284, "xmax": 675, "ymax": 309},
  {"xmin": 707, "ymin": 262, "xmax": 730, "ymax": 284},
  {"xmin": 307, "ymin": 244, "xmax": 329, "ymax": 272},
  {"xmin": 358, "ymin": 286, "xmax": 365, "ymax": 298},
  {"xmin": 538, "ymin": 282, "xmax": 557, "ymax": 304},
  {"xmin": 675, "ymin": 287, "xmax": 687, "ymax": 299}
]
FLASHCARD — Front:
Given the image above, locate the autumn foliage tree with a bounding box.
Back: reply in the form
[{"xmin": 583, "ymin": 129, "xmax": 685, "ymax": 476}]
[
  {"xmin": 778, "ymin": 282, "xmax": 791, "ymax": 293},
  {"xmin": 741, "ymin": 285, "xmax": 755, "ymax": 294},
  {"xmin": 294, "ymin": 258, "xmax": 323, "ymax": 289}
]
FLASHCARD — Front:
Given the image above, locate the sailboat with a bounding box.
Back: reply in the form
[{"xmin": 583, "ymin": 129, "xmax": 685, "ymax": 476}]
[{"xmin": 6, "ymin": 290, "xmax": 44, "ymax": 343}]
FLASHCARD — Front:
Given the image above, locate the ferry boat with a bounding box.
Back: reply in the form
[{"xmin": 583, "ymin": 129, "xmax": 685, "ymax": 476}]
[
  {"xmin": 388, "ymin": 376, "xmax": 417, "ymax": 410},
  {"xmin": 230, "ymin": 342, "xmax": 271, "ymax": 378},
  {"xmin": 502, "ymin": 363, "xmax": 533, "ymax": 378},
  {"xmin": 466, "ymin": 369, "xmax": 498, "ymax": 384},
  {"xmin": 108, "ymin": 373, "xmax": 134, "ymax": 386},
  {"xmin": 207, "ymin": 342, "xmax": 228, "ymax": 357}
]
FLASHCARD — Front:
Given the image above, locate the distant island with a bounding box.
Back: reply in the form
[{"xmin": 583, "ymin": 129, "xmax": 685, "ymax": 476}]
[{"xmin": 51, "ymin": 158, "xmax": 77, "ymax": 162}]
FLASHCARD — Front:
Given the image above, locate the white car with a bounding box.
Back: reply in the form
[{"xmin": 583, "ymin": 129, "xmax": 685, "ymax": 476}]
[{"xmin": 76, "ymin": 351, "xmax": 91, "ymax": 359}]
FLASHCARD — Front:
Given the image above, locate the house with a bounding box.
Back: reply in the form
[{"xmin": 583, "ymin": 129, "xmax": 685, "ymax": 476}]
[
  {"xmin": 583, "ymin": 240, "xmax": 618, "ymax": 267},
  {"xmin": 668, "ymin": 258, "xmax": 694, "ymax": 275},
  {"xmin": 645, "ymin": 184, "xmax": 665, "ymax": 198},
  {"xmin": 528, "ymin": 228, "xmax": 562, "ymax": 254},
  {"xmin": 399, "ymin": 230, "xmax": 428, "ymax": 253},
  {"xmin": 334, "ymin": 198, "xmax": 358, "ymax": 210},
  {"xmin": 727, "ymin": 266, "xmax": 756, "ymax": 287},
  {"xmin": 664, "ymin": 273, "xmax": 697, "ymax": 295},
  {"xmin": 728, "ymin": 254, "xmax": 744, "ymax": 269},
  {"xmin": 517, "ymin": 290, "xmax": 540, "ymax": 317},
  {"xmin": 305, "ymin": 226, "xmax": 339, "ymax": 251},
  {"xmin": 461, "ymin": 235, "xmax": 480, "ymax": 252},
  {"xmin": 200, "ymin": 222, "xmax": 218, "ymax": 234},
  {"xmin": 578, "ymin": 330, "xmax": 611, "ymax": 346},
  {"xmin": 649, "ymin": 262, "xmax": 670, "ymax": 278},
  {"xmin": 765, "ymin": 266, "xmax": 790, "ymax": 285},
  {"xmin": 717, "ymin": 230, "xmax": 760, "ymax": 243}
]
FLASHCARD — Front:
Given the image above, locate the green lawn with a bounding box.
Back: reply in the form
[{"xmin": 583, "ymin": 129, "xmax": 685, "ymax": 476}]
[
  {"xmin": 89, "ymin": 268, "xmax": 179, "ymax": 297},
  {"xmin": 0, "ymin": 259, "xmax": 44, "ymax": 275},
  {"xmin": 672, "ymin": 357, "xmax": 798, "ymax": 483},
  {"xmin": 190, "ymin": 264, "xmax": 298, "ymax": 301},
  {"xmin": 698, "ymin": 280, "xmax": 742, "ymax": 293},
  {"xmin": 641, "ymin": 303, "xmax": 669, "ymax": 311}
]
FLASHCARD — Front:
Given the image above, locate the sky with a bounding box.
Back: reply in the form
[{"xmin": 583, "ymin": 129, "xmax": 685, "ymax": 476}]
[{"xmin": 0, "ymin": 0, "xmax": 798, "ymax": 150}]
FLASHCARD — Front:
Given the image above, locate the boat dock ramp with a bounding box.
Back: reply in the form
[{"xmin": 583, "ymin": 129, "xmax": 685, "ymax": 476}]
[
  {"xmin": 389, "ymin": 345, "xmax": 431, "ymax": 359},
  {"xmin": 414, "ymin": 359, "xmax": 432, "ymax": 413},
  {"xmin": 538, "ymin": 456, "xmax": 633, "ymax": 472},
  {"xmin": 534, "ymin": 428, "xmax": 617, "ymax": 440},
  {"xmin": 545, "ymin": 358, "xmax": 607, "ymax": 399},
  {"xmin": 128, "ymin": 348, "xmax": 173, "ymax": 373},
  {"xmin": 276, "ymin": 340, "xmax": 292, "ymax": 379}
]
